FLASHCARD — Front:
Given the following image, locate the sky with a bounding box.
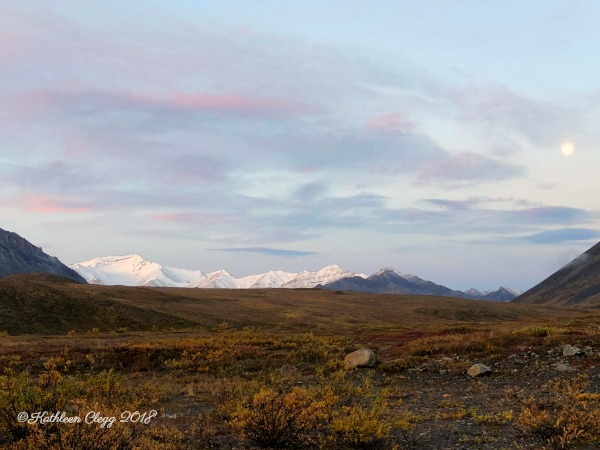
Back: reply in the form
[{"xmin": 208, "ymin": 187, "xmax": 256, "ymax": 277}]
[{"xmin": 2, "ymin": 1, "xmax": 600, "ymax": 291}]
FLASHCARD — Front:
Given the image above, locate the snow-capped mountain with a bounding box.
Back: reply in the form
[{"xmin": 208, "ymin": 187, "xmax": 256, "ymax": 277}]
[
  {"xmin": 281, "ymin": 265, "xmax": 358, "ymax": 288},
  {"xmin": 70, "ymin": 255, "xmax": 363, "ymax": 289},
  {"xmin": 71, "ymin": 255, "xmax": 207, "ymax": 287},
  {"xmin": 70, "ymin": 255, "xmax": 521, "ymax": 300}
]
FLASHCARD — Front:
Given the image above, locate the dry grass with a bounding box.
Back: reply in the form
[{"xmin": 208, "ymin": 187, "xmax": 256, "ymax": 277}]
[{"xmin": 0, "ymin": 274, "xmax": 594, "ymax": 336}]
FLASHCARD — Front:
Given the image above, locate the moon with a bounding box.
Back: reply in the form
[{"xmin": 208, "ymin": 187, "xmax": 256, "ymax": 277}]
[{"xmin": 561, "ymin": 142, "xmax": 575, "ymax": 156}]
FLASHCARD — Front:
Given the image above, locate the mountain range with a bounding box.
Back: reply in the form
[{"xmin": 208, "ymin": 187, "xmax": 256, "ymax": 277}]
[
  {"xmin": 69, "ymin": 254, "xmax": 522, "ymax": 301},
  {"xmin": 0, "ymin": 227, "xmax": 523, "ymax": 300},
  {"xmin": 316, "ymin": 268, "xmax": 522, "ymax": 301},
  {"xmin": 71, "ymin": 254, "xmax": 365, "ymax": 289}
]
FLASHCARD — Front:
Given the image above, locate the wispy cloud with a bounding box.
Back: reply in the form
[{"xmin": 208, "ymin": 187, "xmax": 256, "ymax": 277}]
[
  {"xmin": 210, "ymin": 247, "xmax": 319, "ymax": 257},
  {"xmin": 6, "ymin": 88, "xmax": 317, "ymax": 125},
  {"xmin": 519, "ymin": 228, "xmax": 600, "ymax": 244},
  {"xmin": 20, "ymin": 195, "xmax": 95, "ymax": 214},
  {"xmin": 365, "ymin": 112, "xmax": 416, "ymax": 134},
  {"xmin": 416, "ymin": 152, "xmax": 524, "ymax": 187}
]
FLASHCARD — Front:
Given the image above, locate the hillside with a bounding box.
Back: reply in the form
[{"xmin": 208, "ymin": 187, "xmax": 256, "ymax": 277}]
[
  {"xmin": 515, "ymin": 241, "xmax": 600, "ymax": 307},
  {"xmin": 0, "ymin": 274, "xmax": 584, "ymax": 335},
  {"xmin": 0, "ymin": 274, "xmax": 195, "ymax": 334}
]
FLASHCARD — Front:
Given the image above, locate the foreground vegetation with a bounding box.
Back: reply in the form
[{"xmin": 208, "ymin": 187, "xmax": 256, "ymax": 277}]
[{"xmin": 2, "ymin": 318, "xmax": 600, "ymax": 449}]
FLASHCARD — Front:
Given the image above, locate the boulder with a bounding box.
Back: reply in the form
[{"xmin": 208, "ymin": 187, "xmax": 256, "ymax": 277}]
[
  {"xmin": 467, "ymin": 363, "xmax": 492, "ymax": 377},
  {"xmin": 562, "ymin": 345, "xmax": 581, "ymax": 357},
  {"xmin": 556, "ymin": 363, "xmax": 576, "ymax": 372},
  {"xmin": 344, "ymin": 349, "xmax": 376, "ymax": 370}
]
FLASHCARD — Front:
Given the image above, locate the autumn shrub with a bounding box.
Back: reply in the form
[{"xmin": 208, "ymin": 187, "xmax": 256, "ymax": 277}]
[
  {"xmin": 405, "ymin": 331, "xmax": 493, "ymax": 357},
  {"xmin": 324, "ymin": 376, "xmax": 412, "ymax": 449},
  {"xmin": 5, "ymin": 402, "xmax": 148, "ymax": 450},
  {"xmin": 328, "ymin": 396, "xmax": 393, "ymax": 449},
  {"xmin": 0, "ymin": 364, "xmax": 177, "ymax": 449},
  {"xmin": 514, "ymin": 326, "xmax": 570, "ymax": 338},
  {"xmin": 287, "ymin": 332, "xmax": 347, "ymax": 370},
  {"xmin": 231, "ymin": 387, "xmax": 326, "ymax": 449},
  {"xmin": 0, "ymin": 369, "xmax": 78, "ymax": 443},
  {"xmin": 515, "ymin": 375, "xmax": 600, "ymax": 449}
]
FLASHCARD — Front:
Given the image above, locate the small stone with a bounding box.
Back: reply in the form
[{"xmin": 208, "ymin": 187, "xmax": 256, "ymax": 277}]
[
  {"xmin": 467, "ymin": 363, "xmax": 492, "ymax": 377},
  {"xmin": 439, "ymin": 369, "xmax": 448, "ymax": 375},
  {"xmin": 279, "ymin": 365, "xmax": 300, "ymax": 378},
  {"xmin": 562, "ymin": 345, "xmax": 581, "ymax": 357},
  {"xmin": 556, "ymin": 363, "xmax": 576, "ymax": 372},
  {"xmin": 344, "ymin": 349, "xmax": 376, "ymax": 371}
]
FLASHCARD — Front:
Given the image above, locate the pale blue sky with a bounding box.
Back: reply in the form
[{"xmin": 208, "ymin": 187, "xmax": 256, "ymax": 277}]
[{"xmin": 2, "ymin": 1, "xmax": 599, "ymax": 290}]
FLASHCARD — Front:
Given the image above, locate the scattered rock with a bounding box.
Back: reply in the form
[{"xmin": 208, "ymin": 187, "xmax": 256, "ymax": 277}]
[
  {"xmin": 344, "ymin": 349, "xmax": 376, "ymax": 370},
  {"xmin": 279, "ymin": 365, "xmax": 300, "ymax": 379},
  {"xmin": 562, "ymin": 345, "xmax": 581, "ymax": 357},
  {"xmin": 556, "ymin": 363, "xmax": 576, "ymax": 372},
  {"xmin": 467, "ymin": 363, "xmax": 492, "ymax": 377},
  {"xmin": 439, "ymin": 369, "xmax": 447, "ymax": 375}
]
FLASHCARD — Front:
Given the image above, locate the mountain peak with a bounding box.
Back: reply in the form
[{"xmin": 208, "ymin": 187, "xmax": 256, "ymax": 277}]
[{"xmin": 372, "ymin": 267, "xmax": 402, "ymax": 277}]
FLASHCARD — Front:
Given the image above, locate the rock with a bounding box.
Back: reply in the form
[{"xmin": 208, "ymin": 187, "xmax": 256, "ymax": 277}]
[
  {"xmin": 279, "ymin": 365, "xmax": 300, "ymax": 379},
  {"xmin": 344, "ymin": 349, "xmax": 376, "ymax": 370},
  {"xmin": 467, "ymin": 363, "xmax": 492, "ymax": 377},
  {"xmin": 557, "ymin": 363, "xmax": 576, "ymax": 372},
  {"xmin": 562, "ymin": 345, "xmax": 581, "ymax": 357}
]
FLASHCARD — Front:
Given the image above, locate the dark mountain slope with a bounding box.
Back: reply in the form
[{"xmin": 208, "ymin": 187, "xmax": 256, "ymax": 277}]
[
  {"xmin": 319, "ymin": 269, "xmax": 516, "ymax": 300},
  {"xmin": 0, "ymin": 228, "xmax": 86, "ymax": 283},
  {"xmin": 319, "ymin": 269, "xmax": 466, "ymax": 297},
  {"xmin": 514, "ymin": 241, "xmax": 600, "ymax": 307}
]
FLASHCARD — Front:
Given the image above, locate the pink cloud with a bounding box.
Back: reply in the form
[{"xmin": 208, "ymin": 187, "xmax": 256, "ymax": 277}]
[
  {"xmin": 366, "ymin": 112, "xmax": 416, "ymax": 134},
  {"xmin": 164, "ymin": 92, "xmax": 316, "ymax": 116},
  {"xmin": 22, "ymin": 195, "xmax": 94, "ymax": 214},
  {"xmin": 0, "ymin": 8, "xmax": 36, "ymax": 68},
  {"xmin": 10, "ymin": 88, "xmax": 318, "ymax": 120}
]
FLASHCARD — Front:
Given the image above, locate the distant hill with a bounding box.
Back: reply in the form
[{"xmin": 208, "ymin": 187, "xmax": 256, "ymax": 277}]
[
  {"xmin": 514, "ymin": 241, "xmax": 600, "ymax": 308},
  {"xmin": 0, "ymin": 228, "xmax": 86, "ymax": 283},
  {"xmin": 318, "ymin": 268, "xmax": 521, "ymax": 301},
  {"xmin": 0, "ymin": 273, "xmax": 574, "ymax": 335},
  {"xmin": 0, "ymin": 273, "xmax": 195, "ymax": 334}
]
